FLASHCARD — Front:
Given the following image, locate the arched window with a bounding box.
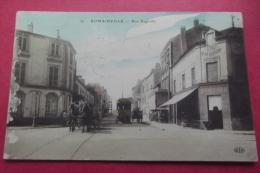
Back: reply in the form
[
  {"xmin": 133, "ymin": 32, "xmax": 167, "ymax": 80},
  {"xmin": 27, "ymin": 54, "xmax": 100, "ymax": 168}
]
[
  {"xmin": 15, "ymin": 90, "xmax": 25, "ymax": 117},
  {"xmin": 46, "ymin": 93, "xmax": 58, "ymax": 117}
]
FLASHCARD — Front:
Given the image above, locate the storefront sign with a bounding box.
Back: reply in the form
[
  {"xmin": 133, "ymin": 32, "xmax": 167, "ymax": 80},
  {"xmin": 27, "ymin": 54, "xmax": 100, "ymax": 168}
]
[
  {"xmin": 200, "ymin": 86, "xmax": 228, "ymax": 94},
  {"xmin": 201, "ymin": 45, "xmax": 221, "ymax": 57}
]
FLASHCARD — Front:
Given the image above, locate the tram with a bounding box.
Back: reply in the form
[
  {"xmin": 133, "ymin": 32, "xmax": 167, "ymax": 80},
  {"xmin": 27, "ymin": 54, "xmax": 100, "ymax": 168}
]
[{"xmin": 116, "ymin": 98, "xmax": 131, "ymax": 123}]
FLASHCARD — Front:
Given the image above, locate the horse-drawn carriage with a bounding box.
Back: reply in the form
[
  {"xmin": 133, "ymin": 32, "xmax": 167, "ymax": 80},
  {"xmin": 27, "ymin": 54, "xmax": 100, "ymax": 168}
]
[
  {"xmin": 131, "ymin": 108, "xmax": 143, "ymax": 122},
  {"xmin": 67, "ymin": 101, "xmax": 100, "ymax": 133}
]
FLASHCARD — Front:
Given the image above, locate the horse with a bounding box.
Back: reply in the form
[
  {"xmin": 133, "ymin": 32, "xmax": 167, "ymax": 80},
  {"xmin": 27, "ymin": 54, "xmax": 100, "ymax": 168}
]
[
  {"xmin": 68, "ymin": 102, "xmax": 84, "ymax": 132},
  {"xmin": 82, "ymin": 103, "xmax": 92, "ymax": 133}
]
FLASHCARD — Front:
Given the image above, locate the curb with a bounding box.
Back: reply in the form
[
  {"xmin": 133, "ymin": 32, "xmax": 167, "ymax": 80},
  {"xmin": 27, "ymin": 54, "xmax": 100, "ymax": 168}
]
[
  {"xmin": 7, "ymin": 125, "xmax": 65, "ymax": 130},
  {"xmin": 142, "ymin": 121, "xmax": 255, "ymax": 135}
]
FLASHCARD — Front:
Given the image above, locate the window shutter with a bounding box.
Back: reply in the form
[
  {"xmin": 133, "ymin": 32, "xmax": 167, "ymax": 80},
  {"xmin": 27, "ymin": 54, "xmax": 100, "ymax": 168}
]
[
  {"xmin": 51, "ymin": 44, "xmax": 55, "ymax": 56},
  {"xmin": 56, "ymin": 44, "xmax": 59, "ymax": 56},
  {"xmin": 18, "ymin": 38, "xmax": 22, "ymax": 50},
  {"xmin": 22, "ymin": 37, "xmax": 27, "ymax": 51}
]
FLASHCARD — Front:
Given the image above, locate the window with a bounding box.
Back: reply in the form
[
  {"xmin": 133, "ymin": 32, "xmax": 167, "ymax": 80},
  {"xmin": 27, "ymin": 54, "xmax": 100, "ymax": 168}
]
[
  {"xmin": 182, "ymin": 74, "xmax": 185, "ymax": 90},
  {"xmin": 70, "ymin": 50, "xmax": 73, "ymax": 65},
  {"xmin": 51, "ymin": 43, "xmax": 60, "ymax": 56},
  {"xmin": 206, "ymin": 33, "xmax": 214, "ymax": 45},
  {"xmin": 45, "ymin": 93, "xmax": 58, "ymax": 117},
  {"xmin": 208, "ymin": 95, "xmax": 222, "ymax": 111},
  {"xmin": 49, "ymin": 66, "xmax": 59, "ymax": 87},
  {"xmin": 191, "ymin": 67, "xmax": 195, "ymax": 85},
  {"xmin": 18, "ymin": 36, "xmax": 28, "ymax": 51},
  {"xmin": 14, "ymin": 62, "xmax": 26, "ymax": 85},
  {"xmin": 206, "ymin": 62, "xmax": 218, "ymax": 82}
]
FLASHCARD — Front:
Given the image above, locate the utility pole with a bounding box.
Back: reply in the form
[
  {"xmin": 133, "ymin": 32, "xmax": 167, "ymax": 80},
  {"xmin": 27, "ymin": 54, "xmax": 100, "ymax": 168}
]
[
  {"xmin": 122, "ymin": 77, "xmax": 124, "ymax": 98},
  {"xmin": 167, "ymin": 61, "xmax": 171, "ymax": 124}
]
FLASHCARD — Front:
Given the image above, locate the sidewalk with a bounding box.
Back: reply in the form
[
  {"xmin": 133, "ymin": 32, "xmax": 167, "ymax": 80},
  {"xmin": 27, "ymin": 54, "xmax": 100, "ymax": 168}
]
[
  {"xmin": 7, "ymin": 124, "xmax": 65, "ymax": 130},
  {"xmin": 142, "ymin": 120, "xmax": 255, "ymax": 135}
]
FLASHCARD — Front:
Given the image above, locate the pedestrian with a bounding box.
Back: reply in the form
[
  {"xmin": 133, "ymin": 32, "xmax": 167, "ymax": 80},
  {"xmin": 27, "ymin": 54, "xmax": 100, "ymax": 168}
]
[
  {"xmin": 62, "ymin": 110, "xmax": 68, "ymax": 126},
  {"xmin": 181, "ymin": 112, "xmax": 187, "ymax": 127}
]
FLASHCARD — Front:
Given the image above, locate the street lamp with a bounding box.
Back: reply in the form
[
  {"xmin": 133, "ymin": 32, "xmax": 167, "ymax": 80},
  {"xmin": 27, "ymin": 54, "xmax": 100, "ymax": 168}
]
[{"xmin": 32, "ymin": 92, "xmax": 39, "ymax": 127}]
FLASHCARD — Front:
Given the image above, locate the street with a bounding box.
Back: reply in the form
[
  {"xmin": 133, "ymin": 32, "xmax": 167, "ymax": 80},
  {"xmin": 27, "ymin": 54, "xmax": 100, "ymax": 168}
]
[{"xmin": 4, "ymin": 116, "xmax": 257, "ymax": 161}]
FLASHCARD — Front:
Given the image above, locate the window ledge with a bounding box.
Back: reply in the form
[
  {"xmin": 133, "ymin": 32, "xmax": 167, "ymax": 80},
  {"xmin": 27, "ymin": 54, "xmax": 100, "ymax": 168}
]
[
  {"xmin": 47, "ymin": 56, "xmax": 63, "ymax": 63},
  {"xmin": 19, "ymin": 51, "xmax": 31, "ymax": 58}
]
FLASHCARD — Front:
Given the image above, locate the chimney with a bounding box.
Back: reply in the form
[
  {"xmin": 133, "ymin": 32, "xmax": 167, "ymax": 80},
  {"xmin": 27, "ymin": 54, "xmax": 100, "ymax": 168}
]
[
  {"xmin": 194, "ymin": 18, "xmax": 199, "ymax": 27},
  {"xmin": 180, "ymin": 26, "xmax": 187, "ymax": 53},
  {"xmin": 27, "ymin": 22, "xmax": 33, "ymax": 32}
]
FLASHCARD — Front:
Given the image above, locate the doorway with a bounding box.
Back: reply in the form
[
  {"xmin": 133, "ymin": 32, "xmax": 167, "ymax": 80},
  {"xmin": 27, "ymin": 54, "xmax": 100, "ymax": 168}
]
[{"xmin": 207, "ymin": 95, "xmax": 223, "ymax": 129}]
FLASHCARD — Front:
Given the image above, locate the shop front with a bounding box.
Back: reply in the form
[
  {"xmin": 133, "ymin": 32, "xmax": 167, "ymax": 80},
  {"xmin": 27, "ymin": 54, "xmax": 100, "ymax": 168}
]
[
  {"xmin": 198, "ymin": 83, "xmax": 232, "ymax": 130},
  {"xmin": 159, "ymin": 83, "xmax": 232, "ymax": 130}
]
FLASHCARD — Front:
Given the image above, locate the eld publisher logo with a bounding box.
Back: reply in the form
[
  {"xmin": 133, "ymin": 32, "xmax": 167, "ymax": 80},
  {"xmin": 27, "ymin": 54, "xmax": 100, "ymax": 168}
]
[{"xmin": 234, "ymin": 147, "xmax": 245, "ymax": 154}]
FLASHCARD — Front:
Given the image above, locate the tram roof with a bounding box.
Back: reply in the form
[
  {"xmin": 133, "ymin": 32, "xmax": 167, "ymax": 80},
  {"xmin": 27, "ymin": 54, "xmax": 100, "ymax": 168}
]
[{"xmin": 116, "ymin": 98, "xmax": 132, "ymax": 103}]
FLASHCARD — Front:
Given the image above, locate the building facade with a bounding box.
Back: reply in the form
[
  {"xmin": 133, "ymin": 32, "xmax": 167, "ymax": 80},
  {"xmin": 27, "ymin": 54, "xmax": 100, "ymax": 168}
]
[
  {"xmin": 140, "ymin": 63, "xmax": 163, "ymax": 121},
  {"xmin": 131, "ymin": 79, "xmax": 142, "ymax": 111},
  {"xmin": 11, "ymin": 27, "xmax": 77, "ymax": 125},
  {"xmin": 160, "ymin": 19, "xmax": 253, "ymax": 130},
  {"xmin": 140, "ymin": 77, "xmax": 148, "ymax": 117},
  {"xmin": 86, "ymin": 83, "xmax": 111, "ymax": 118},
  {"xmin": 75, "ymin": 76, "xmax": 94, "ymax": 105}
]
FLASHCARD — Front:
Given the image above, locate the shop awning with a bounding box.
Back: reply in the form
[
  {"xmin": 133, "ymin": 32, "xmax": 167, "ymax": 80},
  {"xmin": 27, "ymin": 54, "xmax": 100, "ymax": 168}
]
[{"xmin": 159, "ymin": 87, "xmax": 197, "ymax": 107}]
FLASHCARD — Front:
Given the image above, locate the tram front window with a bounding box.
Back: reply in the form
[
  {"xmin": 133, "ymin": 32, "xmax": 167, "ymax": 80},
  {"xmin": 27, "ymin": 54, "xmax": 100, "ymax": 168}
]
[{"xmin": 117, "ymin": 103, "xmax": 131, "ymax": 110}]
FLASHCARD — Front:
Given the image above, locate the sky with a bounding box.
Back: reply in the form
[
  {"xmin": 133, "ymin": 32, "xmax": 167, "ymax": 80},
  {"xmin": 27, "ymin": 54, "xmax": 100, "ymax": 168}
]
[{"xmin": 15, "ymin": 12, "xmax": 243, "ymax": 108}]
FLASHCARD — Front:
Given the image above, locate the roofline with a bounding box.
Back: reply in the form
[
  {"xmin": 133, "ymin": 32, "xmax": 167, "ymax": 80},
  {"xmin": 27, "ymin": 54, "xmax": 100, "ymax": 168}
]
[
  {"xmin": 16, "ymin": 29, "xmax": 77, "ymax": 53},
  {"xmin": 160, "ymin": 23, "xmax": 218, "ymax": 56},
  {"xmin": 215, "ymin": 27, "xmax": 244, "ymax": 39},
  {"xmin": 169, "ymin": 39, "xmax": 205, "ymax": 69},
  {"xmin": 76, "ymin": 77, "xmax": 94, "ymax": 96},
  {"xmin": 170, "ymin": 32, "xmax": 238, "ymax": 70}
]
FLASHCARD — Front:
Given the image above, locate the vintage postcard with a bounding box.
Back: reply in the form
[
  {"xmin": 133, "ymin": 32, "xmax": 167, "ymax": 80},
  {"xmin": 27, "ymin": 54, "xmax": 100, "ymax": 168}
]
[{"xmin": 4, "ymin": 12, "xmax": 257, "ymax": 161}]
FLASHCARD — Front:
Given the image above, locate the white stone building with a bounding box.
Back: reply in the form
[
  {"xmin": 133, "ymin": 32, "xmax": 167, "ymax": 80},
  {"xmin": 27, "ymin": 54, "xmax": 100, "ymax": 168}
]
[{"xmin": 11, "ymin": 26, "xmax": 77, "ymax": 125}]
